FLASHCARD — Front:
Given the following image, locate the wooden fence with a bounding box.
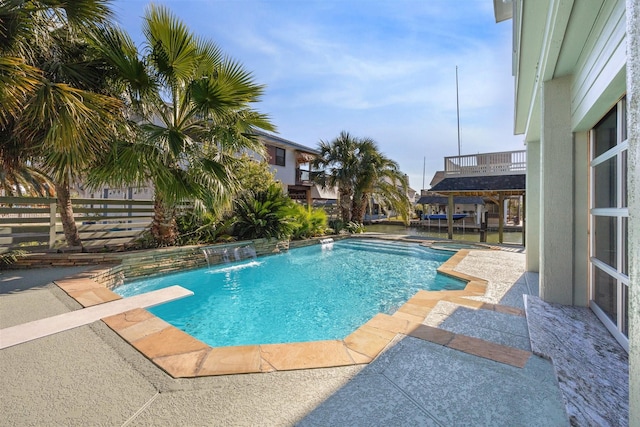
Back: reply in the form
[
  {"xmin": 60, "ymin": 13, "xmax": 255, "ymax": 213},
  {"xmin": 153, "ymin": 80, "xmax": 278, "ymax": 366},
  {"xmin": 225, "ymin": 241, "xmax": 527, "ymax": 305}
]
[{"xmin": 0, "ymin": 197, "xmax": 154, "ymax": 253}]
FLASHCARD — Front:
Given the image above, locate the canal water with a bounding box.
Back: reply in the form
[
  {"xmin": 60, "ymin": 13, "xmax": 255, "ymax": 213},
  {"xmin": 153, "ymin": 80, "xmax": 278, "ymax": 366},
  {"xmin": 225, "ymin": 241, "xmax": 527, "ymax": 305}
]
[{"xmin": 365, "ymin": 223, "xmax": 523, "ymax": 245}]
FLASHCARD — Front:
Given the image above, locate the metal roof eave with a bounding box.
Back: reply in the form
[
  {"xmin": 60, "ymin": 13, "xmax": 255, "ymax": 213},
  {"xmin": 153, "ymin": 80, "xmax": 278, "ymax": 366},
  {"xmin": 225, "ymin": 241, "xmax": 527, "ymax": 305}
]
[
  {"xmin": 427, "ymin": 189, "xmax": 526, "ymax": 200},
  {"xmin": 253, "ymin": 129, "xmax": 320, "ymax": 155}
]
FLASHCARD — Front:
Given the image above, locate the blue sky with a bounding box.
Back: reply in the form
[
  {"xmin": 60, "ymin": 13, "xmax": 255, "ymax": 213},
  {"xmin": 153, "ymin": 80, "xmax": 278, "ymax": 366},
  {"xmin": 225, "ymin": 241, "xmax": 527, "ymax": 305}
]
[{"xmin": 110, "ymin": 0, "xmax": 523, "ymax": 191}]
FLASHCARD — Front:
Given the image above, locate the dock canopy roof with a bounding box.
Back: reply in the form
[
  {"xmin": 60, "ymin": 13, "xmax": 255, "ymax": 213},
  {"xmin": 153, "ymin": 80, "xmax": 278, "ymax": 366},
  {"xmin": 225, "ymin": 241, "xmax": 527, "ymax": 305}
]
[
  {"xmin": 416, "ymin": 196, "xmax": 485, "ymax": 205},
  {"xmin": 429, "ymin": 174, "xmax": 525, "ymax": 196}
]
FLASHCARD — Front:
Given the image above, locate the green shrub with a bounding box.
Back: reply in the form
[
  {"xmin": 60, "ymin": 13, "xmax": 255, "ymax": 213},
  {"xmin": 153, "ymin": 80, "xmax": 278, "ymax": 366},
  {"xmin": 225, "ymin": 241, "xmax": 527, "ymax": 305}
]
[
  {"xmin": 232, "ymin": 184, "xmax": 294, "ymax": 240},
  {"xmin": 328, "ymin": 219, "xmax": 344, "ymax": 233},
  {"xmin": 232, "ymin": 154, "xmax": 278, "ymax": 195},
  {"xmin": 287, "ymin": 204, "xmax": 328, "ymax": 240},
  {"xmin": 175, "ymin": 209, "xmax": 234, "ymax": 245}
]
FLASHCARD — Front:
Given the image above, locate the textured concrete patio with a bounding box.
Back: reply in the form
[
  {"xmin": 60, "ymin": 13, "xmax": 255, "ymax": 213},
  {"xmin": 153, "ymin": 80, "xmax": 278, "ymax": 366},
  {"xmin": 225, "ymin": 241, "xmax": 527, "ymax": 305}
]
[{"xmin": 0, "ymin": 246, "xmax": 577, "ymax": 426}]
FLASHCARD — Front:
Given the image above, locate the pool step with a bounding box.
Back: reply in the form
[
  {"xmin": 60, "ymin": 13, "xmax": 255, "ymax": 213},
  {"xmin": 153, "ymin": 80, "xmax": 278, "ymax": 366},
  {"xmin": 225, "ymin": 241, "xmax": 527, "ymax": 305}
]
[
  {"xmin": 344, "ymin": 239, "xmax": 421, "ymax": 251},
  {"xmin": 340, "ymin": 239, "xmax": 417, "ymax": 254},
  {"xmin": 339, "ymin": 239, "xmax": 445, "ymax": 260},
  {"xmin": 345, "ymin": 239, "xmax": 445, "ymax": 256},
  {"xmin": 390, "ymin": 288, "xmax": 531, "ymax": 352},
  {"xmin": 420, "ymin": 298, "xmax": 531, "ymax": 351},
  {"xmin": 299, "ymin": 259, "xmax": 569, "ymax": 427}
]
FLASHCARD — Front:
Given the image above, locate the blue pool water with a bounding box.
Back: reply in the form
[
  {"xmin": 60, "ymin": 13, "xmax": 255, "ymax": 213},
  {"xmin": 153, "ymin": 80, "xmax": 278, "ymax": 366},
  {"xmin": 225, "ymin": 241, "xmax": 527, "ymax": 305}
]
[{"xmin": 115, "ymin": 239, "xmax": 465, "ymax": 347}]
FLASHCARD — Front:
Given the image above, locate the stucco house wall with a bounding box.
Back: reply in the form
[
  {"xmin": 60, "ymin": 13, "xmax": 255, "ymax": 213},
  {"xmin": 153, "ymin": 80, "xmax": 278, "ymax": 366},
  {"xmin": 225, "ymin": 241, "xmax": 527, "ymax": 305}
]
[
  {"xmin": 270, "ymin": 147, "xmax": 298, "ymax": 187},
  {"xmin": 625, "ymin": 0, "xmax": 638, "ymax": 422},
  {"xmin": 500, "ymin": 0, "xmax": 637, "ymax": 420}
]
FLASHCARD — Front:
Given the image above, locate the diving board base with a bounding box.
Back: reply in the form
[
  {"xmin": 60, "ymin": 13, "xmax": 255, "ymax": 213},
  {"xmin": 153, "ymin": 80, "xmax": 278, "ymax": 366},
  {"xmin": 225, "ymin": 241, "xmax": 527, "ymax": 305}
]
[{"xmin": 0, "ymin": 286, "xmax": 193, "ymax": 349}]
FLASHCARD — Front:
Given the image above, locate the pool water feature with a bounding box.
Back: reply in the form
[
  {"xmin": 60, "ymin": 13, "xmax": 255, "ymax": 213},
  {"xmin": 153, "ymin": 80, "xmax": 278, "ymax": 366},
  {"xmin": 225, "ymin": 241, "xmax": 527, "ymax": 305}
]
[
  {"xmin": 115, "ymin": 239, "xmax": 465, "ymax": 347},
  {"xmin": 201, "ymin": 244, "xmax": 257, "ymax": 267}
]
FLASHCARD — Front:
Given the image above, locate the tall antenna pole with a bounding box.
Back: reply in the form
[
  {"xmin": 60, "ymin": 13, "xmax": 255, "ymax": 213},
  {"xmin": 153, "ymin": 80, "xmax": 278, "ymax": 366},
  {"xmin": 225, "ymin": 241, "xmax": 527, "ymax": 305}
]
[
  {"xmin": 456, "ymin": 65, "xmax": 461, "ymax": 156},
  {"xmin": 422, "ymin": 156, "xmax": 426, "ymax": 190}
]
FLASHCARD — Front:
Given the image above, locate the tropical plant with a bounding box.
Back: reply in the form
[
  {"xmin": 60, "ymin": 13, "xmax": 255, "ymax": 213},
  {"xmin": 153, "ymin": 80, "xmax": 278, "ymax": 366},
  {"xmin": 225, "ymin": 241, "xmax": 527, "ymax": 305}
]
[
  {"xmin": 344, "ymin": 221, "xmax": 366, "ymax": 234},
  {"xmin": 286, "ymin": 204, "xmax": 328, "ymax": 239},
  {"xmin": 0, "ymin": 249, "xmax": 27, "ymax": 269},
  {"xmin": 312, "ymin": 131, "xmax": 411, "ymax": 225},
  {"xmin": 174, "ymin": 154, "xmax": 275, "ymax": 246},
  {"xmin": 86, "ymin": 5, "xmax": 275, "ymax": 246},
  {"xmin": 327, "ymin": 218, "xmax": 344, "ymax": 234},
  {"xmin": 1, "ymin": 0, "xmax": 126, "ymax": 246},
  {"xmin": 312, "ymin": 131, "xmax": 360, "ymax": 223},
  {"xmin": 350, "ymin": 139, "xmax": 411, "ymax": 224},
  {"xmin": 0, "ymin": 162, "xmax": 54, "ymax": 197},
  {"xmin": 175, "ymin": 209, "xmax": 234, "ymax": 245},
  {"xmin": 232, "ymin": 183, "xmax": 293, "ymax": 240}
]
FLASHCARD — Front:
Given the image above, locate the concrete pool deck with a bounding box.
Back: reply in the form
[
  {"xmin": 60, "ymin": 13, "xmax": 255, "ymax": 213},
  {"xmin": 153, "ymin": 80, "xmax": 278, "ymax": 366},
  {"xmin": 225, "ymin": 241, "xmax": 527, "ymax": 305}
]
[{"xmin": 0, "ymin": 244, "xmax": 626, "ymax": 425}]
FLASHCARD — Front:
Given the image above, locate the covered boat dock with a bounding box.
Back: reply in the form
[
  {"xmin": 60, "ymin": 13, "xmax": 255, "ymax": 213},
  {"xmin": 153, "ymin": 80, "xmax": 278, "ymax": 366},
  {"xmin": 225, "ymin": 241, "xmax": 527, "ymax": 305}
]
[{"xmin": 427, "ymin": 174, "xmax": 526, "ymax": 244}]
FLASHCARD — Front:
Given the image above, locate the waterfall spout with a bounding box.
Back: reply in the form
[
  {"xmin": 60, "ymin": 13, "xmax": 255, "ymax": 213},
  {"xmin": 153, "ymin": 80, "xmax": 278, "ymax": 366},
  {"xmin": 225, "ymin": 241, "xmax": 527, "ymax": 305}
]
[
  {"xmin": 319, "ymin": 237, "xmax": 334, "ymax": 249},
  {"xmin": 201, "ymin": 244, "xmax": 257, "ymax": 268}
]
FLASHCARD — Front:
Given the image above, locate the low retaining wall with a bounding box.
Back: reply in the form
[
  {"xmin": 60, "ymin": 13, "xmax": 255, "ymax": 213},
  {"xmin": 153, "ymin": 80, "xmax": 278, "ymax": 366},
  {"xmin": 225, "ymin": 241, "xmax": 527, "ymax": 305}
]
[
  {"xmin": 91, "ymin": 265, "xmax": 125, "ymax": 289},
  {"xmin": 10, "ymin": 236, "xmax": 348, "ymax": 287}
]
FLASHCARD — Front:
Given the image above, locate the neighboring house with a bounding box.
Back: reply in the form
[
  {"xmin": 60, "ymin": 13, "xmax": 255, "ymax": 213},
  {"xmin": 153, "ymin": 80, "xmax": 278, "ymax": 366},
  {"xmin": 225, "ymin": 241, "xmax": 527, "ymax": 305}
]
[
  {"xmin": 493, "ymin": 0, "xmax": 637, "ymax": 417},
  {"xmin": 429, "ymin": 170, "xmax": 446, "ymax": 188},
  {"xmin": 362, "ymin": 177, "xmax": 417, "ymax": 221},
  {"xmin": 253, "ymin": 130, "xmax": 325, "ymax": 205},
  {"xmin": 408, "ymin": 186, "xmax": 419, "ymax": 204},
  {"xmin": 78, "ymin": 130, "xmax": 336, "ymax": 207},
  {"xmin": 76, "ymin": 185, "xmax": 154, "ymax": 201}
]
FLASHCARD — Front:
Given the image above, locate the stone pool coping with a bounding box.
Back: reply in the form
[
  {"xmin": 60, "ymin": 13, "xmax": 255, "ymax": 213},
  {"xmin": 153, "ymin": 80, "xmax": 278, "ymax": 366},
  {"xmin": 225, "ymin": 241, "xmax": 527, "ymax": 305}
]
[{"xmin": 53, "ymin": 242, "xmax": 531, "ymax": 378}]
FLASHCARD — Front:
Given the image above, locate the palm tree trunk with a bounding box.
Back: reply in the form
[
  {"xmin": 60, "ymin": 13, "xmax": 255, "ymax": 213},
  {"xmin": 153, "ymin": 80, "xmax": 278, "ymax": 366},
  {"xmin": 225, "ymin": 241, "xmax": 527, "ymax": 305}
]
[
  {"xmin": 339, "ymin": 188, "xmax": 352, "ymax": 223},
  {"xmin": 151, "ymin": 196, "xmax": 178, "ymax": 246},
  {"xmin": 351, "ymin": 194, "xmax": 368, "ymax": 223},
  {"xmin": 55, "ymin": 180, "xmax": 82, "ymax": 247}
]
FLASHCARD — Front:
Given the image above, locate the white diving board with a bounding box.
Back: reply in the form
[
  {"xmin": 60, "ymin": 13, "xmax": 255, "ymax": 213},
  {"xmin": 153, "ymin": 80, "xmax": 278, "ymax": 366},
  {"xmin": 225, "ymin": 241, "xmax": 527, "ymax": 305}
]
[{"xmin": 0, "ymin": 285, "xmax": 193, "ymax": 349}]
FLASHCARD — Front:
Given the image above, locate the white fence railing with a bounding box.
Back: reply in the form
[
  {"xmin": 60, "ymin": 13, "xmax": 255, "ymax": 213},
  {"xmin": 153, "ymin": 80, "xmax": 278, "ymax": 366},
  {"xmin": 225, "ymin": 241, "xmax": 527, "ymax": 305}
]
[
  {"xmin": 0, "ymin": 197, "xmax": 154, "ymax": 253},
  {"xmin": 444, "ymin": 150, "xmax": 526, "ymax": 176}
]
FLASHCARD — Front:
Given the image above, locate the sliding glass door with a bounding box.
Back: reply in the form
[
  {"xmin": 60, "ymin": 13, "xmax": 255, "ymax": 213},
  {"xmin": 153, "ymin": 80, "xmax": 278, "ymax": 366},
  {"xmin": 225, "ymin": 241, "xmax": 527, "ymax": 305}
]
[{"xmin": 590, "ymin": 97, "xmax": 629, "ymax": 350}]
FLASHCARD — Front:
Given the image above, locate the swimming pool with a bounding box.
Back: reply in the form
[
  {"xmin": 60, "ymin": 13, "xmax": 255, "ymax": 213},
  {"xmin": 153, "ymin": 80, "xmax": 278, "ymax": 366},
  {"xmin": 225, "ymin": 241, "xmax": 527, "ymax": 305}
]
[{"xmin": 114, "ymin": 238, "xmax": 465, "ymax": 347}]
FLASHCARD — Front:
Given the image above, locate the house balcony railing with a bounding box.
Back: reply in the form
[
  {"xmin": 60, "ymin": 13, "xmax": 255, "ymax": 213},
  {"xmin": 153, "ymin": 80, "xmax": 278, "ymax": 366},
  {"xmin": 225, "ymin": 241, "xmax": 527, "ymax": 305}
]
[
  {"xmin": 296, "ymin": 169, "xmax": 320, "ymax": 186},
  {"xmin": 444, "ymin": 150, "xmax": 526, "ymax": 177}
]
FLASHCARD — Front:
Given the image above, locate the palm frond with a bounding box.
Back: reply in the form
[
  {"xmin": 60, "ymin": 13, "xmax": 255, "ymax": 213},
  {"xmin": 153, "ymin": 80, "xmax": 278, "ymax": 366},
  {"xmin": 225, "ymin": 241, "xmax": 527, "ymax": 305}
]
[
  {"xmin": 88, "ymin": 24, "xmax": 156, "ymax": 108},
  {"xmin": 143, "ymin": 4, "xmax": 198, "ymax": 84},
  {"xmin": 45, "ymin": 0, "xmax": 113, "ymax": 28},
  {"xmin": 193, "ymin": 38, "xmax": 225, "ymax": 75},
  {"xmin": 18, "ymin": 82, "xmax": 123, "ymax": 181},
  {"xmin": 0, "ymin": 163, "xmax": 54, "ymax": 196},
  {"xmin": 85, "ymin": 136, "xmax": 159, "ymax": 190},
  {"xmin": 217, "ymin": 57, "xmax": 266, "ymax": 103},
  {"xmin": 0, "ymin": 56, "xmax": 42, "ymax": 126}
]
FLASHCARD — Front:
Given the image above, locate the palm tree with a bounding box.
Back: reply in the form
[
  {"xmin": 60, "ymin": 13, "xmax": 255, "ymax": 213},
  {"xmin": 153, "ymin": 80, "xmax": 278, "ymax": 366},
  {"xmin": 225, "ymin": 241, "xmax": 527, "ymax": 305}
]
[
  {"xmin": 1, "ymin": 0, "xmax": 126, "ymax": 246},
  {"xmin": 312, "ymin": 131, "xmax": 411, "ymax": 224},
  {"xmin": 350, "ymin": 139, "xmax": 410, "ymax": 224},
  {"xmin": 312, "ymin": 131, "xmax": 360, "ymax": 223},
  {"xmin": 87, "ymin": 5, "xmax": 274, "ymax": 246}
]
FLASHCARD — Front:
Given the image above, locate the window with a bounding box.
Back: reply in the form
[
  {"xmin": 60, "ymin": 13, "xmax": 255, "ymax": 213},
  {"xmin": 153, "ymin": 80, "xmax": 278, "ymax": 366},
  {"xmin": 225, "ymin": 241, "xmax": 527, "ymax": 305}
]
[
  {"xmin": 266, "ymin": 145, "xmax": 286, "ymax": 167},
  {"xmin": 593, "ymin": 156, "xmax": 616, "ymax": 208},
  {"xmin": 275, "ymin": 147, "xmax": 285, "ymax": 166},
  {"xmin": 590, "ymin": 96, "xmax": 628, "ymax": 350}
]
